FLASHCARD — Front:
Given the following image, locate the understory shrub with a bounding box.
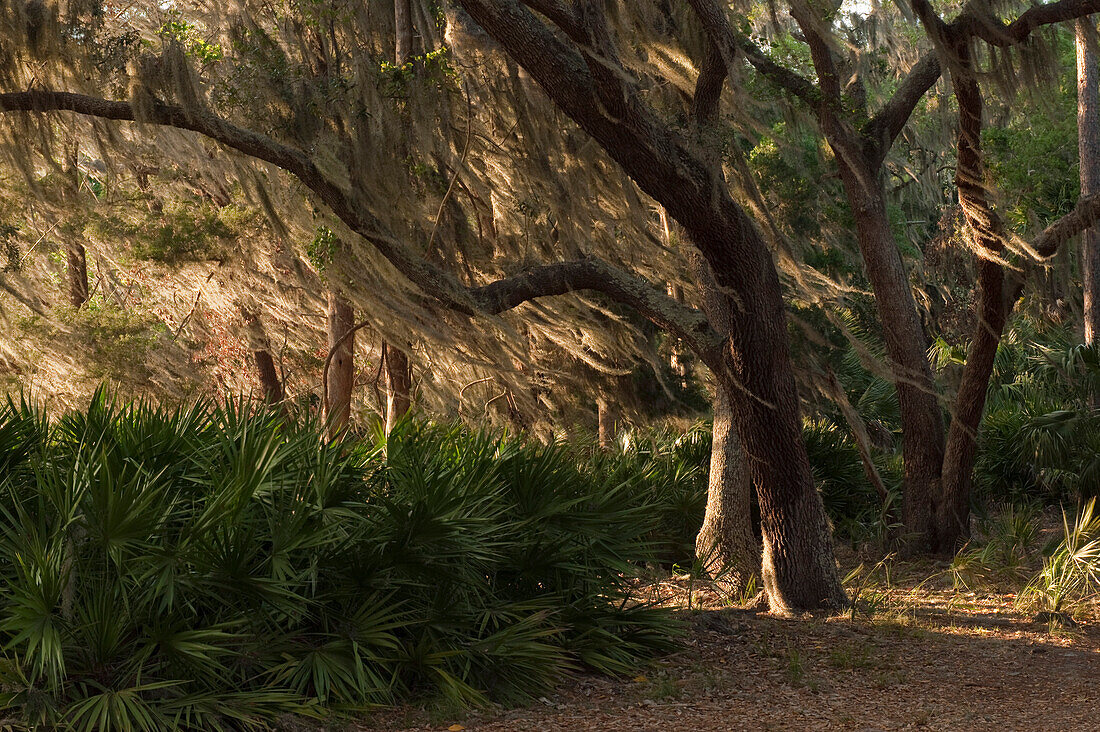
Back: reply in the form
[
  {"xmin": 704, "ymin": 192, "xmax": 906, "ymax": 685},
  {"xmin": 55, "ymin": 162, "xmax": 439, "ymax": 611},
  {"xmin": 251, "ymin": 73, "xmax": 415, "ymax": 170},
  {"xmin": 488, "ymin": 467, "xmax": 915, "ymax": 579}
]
[{"xmin": 0, "ymin": 392, "xmax": 676, "ymax": 730}]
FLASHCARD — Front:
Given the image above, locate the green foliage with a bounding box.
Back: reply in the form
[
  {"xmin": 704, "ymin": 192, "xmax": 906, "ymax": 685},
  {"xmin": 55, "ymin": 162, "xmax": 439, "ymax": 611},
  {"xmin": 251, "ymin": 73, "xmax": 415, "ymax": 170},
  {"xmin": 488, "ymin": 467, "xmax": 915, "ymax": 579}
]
[
  {"xmin": 306, "ymin": 226, "xmax": 337, "ymax": 272},
  {"xmin": 131, "ymin": 201, "xmax": 241, "ymax": 263},
  {"xmin": 1021, "ymin": 499, "xmax": 1100, "ymax": 615},
  {"xmin": 0, "ymin": 395, "xmax": 677, "ymax": 729},
  {"xmin": 582, "ymin": 425, "xmax": 711, "ymax": 568},
  {"xmin": 974, "ymin": 321, "xmax": 1100, "ymax": 504},
  {"xmin": 159, "ymin": 11, "xmax": 224, "ymax": 64},
  {"xmin": 58, "ymin": 305, "xmax": 166, "ymax": 381},
  {"xmin": 950, "ymin": 504, "xmax": 1046, "ymax": 589}
]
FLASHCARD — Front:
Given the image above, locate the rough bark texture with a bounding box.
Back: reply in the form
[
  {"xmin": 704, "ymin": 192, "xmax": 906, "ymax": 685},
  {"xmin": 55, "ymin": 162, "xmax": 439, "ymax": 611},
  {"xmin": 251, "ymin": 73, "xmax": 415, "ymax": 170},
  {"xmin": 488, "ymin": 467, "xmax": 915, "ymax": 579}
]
[
  {"xmin": 788, "ymin": 1, "xmax": 945, "ymax": 554},
  {"xmin": 384, "ymin": 344, "xmax": 412, "ymax": 434},
  {"xmin": 395, "ymin": 0, "xmax": 414, "ymax": 64},
  {"xmin": 1080, "ymin": 18, "xmax": 1100, "ymax": 350},
  {"xmin": 596, "ymin": 395, "xmax": 613, "ymax": 450},
  {"xmin": 695, "ymin": 380, "xmax": 761, "ymax": 594},
  {"xmin": 937, "ymin": 40, "xmax": 1009, "ymax": 552},
  {"xmin": 450, "ymin": 0, "xmax": 846, "ymax": 610},
  {"xmin": 837, "ymin": 162, "xmax": 945, "ymax": 551},
  {"xmin": 325, "ymin": 292, "xmax": 355, "ymax": 438},
  {"xmin": 66, "ymin": 242, "xmax": 89, "ymax": 308}
]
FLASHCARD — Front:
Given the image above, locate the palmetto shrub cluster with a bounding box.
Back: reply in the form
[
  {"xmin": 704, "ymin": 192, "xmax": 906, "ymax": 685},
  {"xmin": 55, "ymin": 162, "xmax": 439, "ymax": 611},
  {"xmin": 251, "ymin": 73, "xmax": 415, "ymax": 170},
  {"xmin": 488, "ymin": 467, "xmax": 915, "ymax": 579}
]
[{"xmin": 0, "ymin": 393, "xmax": 676, "ymax": 730}]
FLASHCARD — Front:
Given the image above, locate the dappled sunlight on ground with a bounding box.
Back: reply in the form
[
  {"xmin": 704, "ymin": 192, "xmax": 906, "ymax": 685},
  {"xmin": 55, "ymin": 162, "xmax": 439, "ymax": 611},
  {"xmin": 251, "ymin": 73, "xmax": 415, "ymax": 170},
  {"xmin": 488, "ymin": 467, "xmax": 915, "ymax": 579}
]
[{"xmin": 362, "ymin": 559, "xmax": 1100, "ymax": 731}]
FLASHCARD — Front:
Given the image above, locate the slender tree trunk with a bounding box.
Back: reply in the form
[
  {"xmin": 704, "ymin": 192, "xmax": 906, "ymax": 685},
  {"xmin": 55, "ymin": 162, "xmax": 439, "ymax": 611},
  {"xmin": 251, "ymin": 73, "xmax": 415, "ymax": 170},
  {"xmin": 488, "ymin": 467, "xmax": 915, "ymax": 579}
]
[
  {"xmin": 939, "ymin": 263, "xmax": 1012, "ymax": 550},
  {"xmin": 695, "ymin": 379, "xmax": 760, "ymax": 593},
  {"xmin": 326, "ymin": 292, "xmax": 355, "ymax": 437},
  {"xmin": 242, "ymin": 307, "xmax": 284, "ymax": 404},
  {"xmin": 384, "ymin": 344, "xmax": 412, "ymax": 434},
  {"xmin": 395, "ymin": 0, "xmax": 413, "ymax": 64},
  {"xmin": 835, "ymin": 159, "xmax": 945, "ymax": 553},
  {"xmin": 1079, "ymin": 19, "xmax": 1100, "ymax": 358},
  {"xmin": 253, "ymin": 349, "xmax": 284, "ymax": 404},
  {"xmin": 67, "ymin": 242, "xmax": 89, "ymax": 308},
  {"xmin": 596, "ymin": 395, "xmax": 613, "ymax": 449},
  {"xmin": 936, "ymin": 41, "xmax": 1011, "ymax": 552},
  {"xmin": 382, "ymin": 0, "xmax": 416, "ymax": 435}
]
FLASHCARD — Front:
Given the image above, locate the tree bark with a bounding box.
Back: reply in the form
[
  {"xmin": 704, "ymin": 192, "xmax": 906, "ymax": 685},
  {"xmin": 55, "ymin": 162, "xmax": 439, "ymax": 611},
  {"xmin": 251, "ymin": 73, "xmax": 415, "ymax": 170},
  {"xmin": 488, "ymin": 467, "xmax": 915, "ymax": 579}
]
[
  {"xmin": 253, "ymin": 349, "xmax": 284, "ymax": 404},
  {"xmin": 384, "ymin": 343, "xmax": 412, "ymax": 434},
  {"xmin": 325, "ymin": 291, "xmax": 355, "ymax": 437},
  {"xmin": 695, "ymin": 379, "xmax": 761, "ymax": 594},
  {"xmin": 1079, "ymin": 18, "xmax": 1100, "ymax": 354},
  {"xmin": 836, "ymin": 162, "xmax": 945, "ymax": 552},
  {"xmin": 687, "ymin": 215, "xmax": 846, "ymax": 612},
  {"xmin": 936, "ymin": 39, "xmax": 1010, "ymax": 552},
  {"xmin": 395, "ymin": 0, "xmax": 414, "ymax": 64},
  {"xmin": 67, "ymin": 242, "xmax": 89, "ymax": 308},
  {"xmin": 596, "ymin": 395, "xmax": 614, "ymax": 449},
  {"xmin": 242, "ymin": 307, "xmax": 284, "ymax": 404}
]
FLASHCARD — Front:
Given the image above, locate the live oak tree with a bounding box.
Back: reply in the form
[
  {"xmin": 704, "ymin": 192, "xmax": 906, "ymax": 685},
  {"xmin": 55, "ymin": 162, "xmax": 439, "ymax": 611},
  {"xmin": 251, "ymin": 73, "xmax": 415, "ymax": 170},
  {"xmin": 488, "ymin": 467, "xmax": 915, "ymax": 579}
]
[
  {"xmin": 0, "ymin": 0, "xmax": 851, "ymax": 609},
  {"xmin": 656, "ymin": 0, "xmax": 1100, "ymax": 552}
]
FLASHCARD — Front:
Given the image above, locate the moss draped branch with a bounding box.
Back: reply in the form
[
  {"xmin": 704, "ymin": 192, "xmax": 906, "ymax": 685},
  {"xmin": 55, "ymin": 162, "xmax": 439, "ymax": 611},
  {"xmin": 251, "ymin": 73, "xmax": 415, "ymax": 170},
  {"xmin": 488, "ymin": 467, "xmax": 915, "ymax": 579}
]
[{"xmin": 0, "ymin": 89, "xmax": 722, "ymax": 366}]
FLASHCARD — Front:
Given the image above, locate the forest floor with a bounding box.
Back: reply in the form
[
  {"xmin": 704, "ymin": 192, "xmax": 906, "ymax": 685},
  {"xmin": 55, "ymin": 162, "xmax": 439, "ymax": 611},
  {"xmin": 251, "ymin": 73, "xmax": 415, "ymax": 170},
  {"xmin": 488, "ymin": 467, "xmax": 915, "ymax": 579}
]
[{"xmin": 358, "ymin": 553, "xmax": 1100, "ymax": 732}]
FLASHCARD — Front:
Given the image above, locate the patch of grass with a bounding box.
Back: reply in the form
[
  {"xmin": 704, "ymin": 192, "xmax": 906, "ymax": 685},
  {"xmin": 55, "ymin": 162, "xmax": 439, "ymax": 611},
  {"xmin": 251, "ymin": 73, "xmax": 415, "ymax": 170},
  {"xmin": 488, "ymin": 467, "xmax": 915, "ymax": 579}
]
[
  {"xmin": 827, "ymin": 643, "xmax": 874, "ymax": 670},
  {"xmin": 784, "ymin": 645, "xmax": 805, "ymax": 686}
]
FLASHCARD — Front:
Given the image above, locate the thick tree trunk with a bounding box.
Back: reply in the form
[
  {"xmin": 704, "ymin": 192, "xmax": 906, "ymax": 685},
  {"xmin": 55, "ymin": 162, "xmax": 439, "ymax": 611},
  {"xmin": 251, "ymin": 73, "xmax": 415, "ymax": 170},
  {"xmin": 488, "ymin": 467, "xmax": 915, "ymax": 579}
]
[
  {"xmin": 1079, "ymin": 19, "xmax": 1100, "ymax": 353},
  {"xmin": 67, "ymin": 242, "xmax": 89, "ymax": 308},
  {"xmin": 687, "ymin": 215, "xmax": 847, "ymax": 613},
  {"xmin": 836, "ymin": 163, "xmax": 945, "ymax": 552},
  {"xmin": 596, "ymin": 395, "xmax": 613, "ymax": 449},
  {"xmin": 695, "ymin": 379, "xmax": 760, "ymax": 594},
  {"xmin": 452, "ymin": 0, "xmax": 845, "ymax": 611},
  {"xmin": 384, "ymin": 343, "xmax": 412, "ymax": 434},
  {"xmin": 326, "ymin": 292, "xmax": 355, "ymax": 437}
]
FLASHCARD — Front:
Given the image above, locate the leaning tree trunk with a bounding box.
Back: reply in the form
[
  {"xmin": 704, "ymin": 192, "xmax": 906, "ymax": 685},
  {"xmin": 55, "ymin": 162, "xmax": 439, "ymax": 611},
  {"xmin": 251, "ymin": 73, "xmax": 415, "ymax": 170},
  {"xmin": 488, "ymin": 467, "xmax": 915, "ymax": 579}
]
[
  {"xmin": 326, "ymin": 291, "xmax": 355, "ymax": 438},
  {"xmin": 695, "ymin": 379, "xmax": 760, "ymax": 593},
  {"xmin": 383, "ymin": 344, "xmax": 412, "ymax": 434},
  {"xmin": 936, "ymin": 40, "xmax": 1011, "ymax": 552},
  {"xmin": 67, "ymin": 242, "xmax": 89, "ymax": 308},
  {"xmin": 836, "ymin": 160, "xmax": 945, "ymax": 553},
  {"xmin": 1079, "ymin": 18, "xmax": 1100, "ymax": 364},
  {"xmin": 687, "ymin": 211, "xmax": 847, "ymax": 613}
]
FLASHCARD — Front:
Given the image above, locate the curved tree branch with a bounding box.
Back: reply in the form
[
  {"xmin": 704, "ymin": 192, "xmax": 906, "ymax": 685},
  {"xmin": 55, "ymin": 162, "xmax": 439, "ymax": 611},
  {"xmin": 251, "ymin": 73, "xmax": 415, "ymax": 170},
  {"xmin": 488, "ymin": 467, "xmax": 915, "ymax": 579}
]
[{"xmin": 0, "ymin": 89, "xmax": 722, "ymax": 366}]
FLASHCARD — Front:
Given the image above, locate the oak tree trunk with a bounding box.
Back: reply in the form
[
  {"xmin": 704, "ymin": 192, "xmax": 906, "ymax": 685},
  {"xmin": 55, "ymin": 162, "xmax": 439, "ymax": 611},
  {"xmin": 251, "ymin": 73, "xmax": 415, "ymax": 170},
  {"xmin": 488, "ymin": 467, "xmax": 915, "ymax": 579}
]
[
  {"xmin": 326, "ymin": 292, "xmax": 355, "ymax": 438},
  {"xmin": 384, "ymin": 344, "xmax": 412, "ymax": 434},
  {"xmin": 695, "ymin": 379, "xmax": 760, "ymax": 594},
  {"xmin": 937, "ymin": 41, "xmax": 1012, "ymax": 552},
  {"xmin": 687, "ymin": 217, "xmax": 847, "ymax": 612},
  {"xmin": 836, "ymin": 157, "xmax": 945, "ymax": 553}
]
